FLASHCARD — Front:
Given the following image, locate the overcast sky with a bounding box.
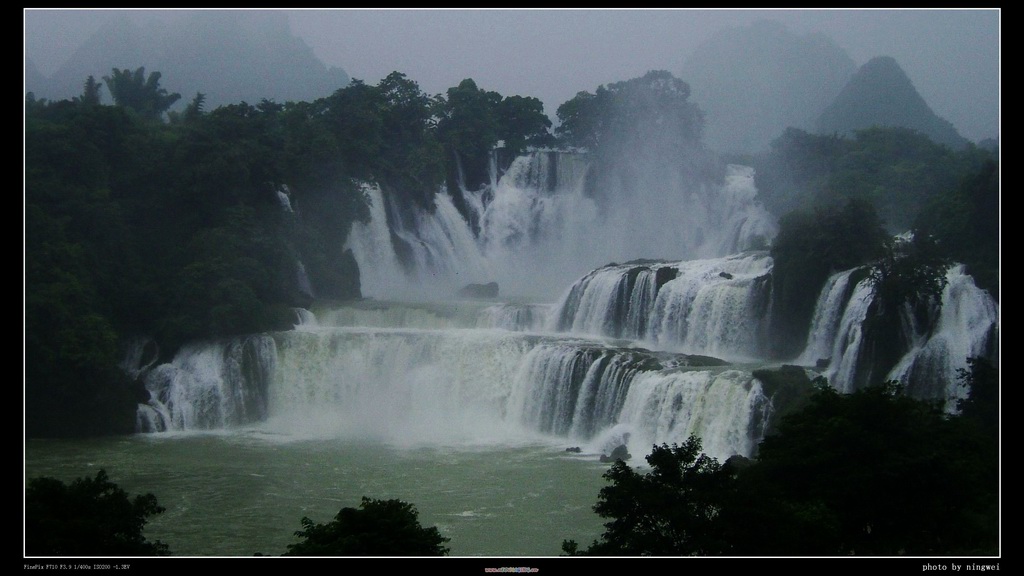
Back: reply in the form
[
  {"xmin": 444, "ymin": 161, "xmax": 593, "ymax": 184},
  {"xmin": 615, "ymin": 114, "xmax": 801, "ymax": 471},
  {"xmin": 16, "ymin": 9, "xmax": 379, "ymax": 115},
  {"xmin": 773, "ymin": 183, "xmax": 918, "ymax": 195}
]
[{"xmin": 24, "ymin": 8, "xmax": 1000, "ymax": 142}]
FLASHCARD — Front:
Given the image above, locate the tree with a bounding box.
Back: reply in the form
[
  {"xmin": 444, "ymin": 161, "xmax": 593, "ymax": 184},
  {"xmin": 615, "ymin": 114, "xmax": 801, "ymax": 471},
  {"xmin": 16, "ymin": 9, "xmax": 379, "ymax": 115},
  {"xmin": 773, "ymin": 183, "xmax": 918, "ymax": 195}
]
[
  {"xmin": 435, "ymin": 78, "xmax": 503, "ymax": 192},
  {"xmin": 914, "ymin": 158, "xmax": 999, "ymax": 299},
  {"xmin": 956, "ymin": 356, "xmax": 999, "ymax": 440},
  {"xmin": 78, "ymin": 75, "xmax": 103, "ymax": 105},
  {"xmin": 25, "ymin": 470, "xmax": 170, "ymax": 556},
  {"xmin": 497, "ymin": 94, "xmax": 554, "ymax": 154},
  {"xmin": 183, "ymin": 92, "xmax": 206, "ymax": 121},
  {"xmin": 283, "ymin": 497, "xmax": 450, "ymax": 556},
  {"xmin": 769, "ymin": 198, "xmax": 889, "ymax": 358},
  {"xmin": 103, "ymin": 67, "xmax": 181, "ymax": 121},
  {"xmin": 562, "ymin": 436, "xmax": 733, "ymax": 556},
  {"xmin": 867, "ymin": 233, "xmax": 951, "ymax": 315},
  {"xmin": 720, "ymin": 381, "xmax": 998, "ymax": 555},
  {"xmin": 553, "ymin": 70, "xmax": 711, "ymax": 205},
  {"xmin": 555, "ymin": 70, "xmax": 703, "ymax": 154}
]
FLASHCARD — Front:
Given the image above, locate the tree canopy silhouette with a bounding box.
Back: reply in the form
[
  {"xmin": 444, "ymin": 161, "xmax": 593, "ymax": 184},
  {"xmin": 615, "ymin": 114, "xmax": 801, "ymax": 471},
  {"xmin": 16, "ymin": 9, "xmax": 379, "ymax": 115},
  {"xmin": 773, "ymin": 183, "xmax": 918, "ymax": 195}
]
[
  {"xmin": 103, "ymin": 66, "xmax": 181, "ymax": 121},
  {"xmin": 283, "ymin": 497, "xmax": 450, "ymax": 556},
  {"xmin": 25, "ymin": 469, "xmax": 170, "ymax": 556}
]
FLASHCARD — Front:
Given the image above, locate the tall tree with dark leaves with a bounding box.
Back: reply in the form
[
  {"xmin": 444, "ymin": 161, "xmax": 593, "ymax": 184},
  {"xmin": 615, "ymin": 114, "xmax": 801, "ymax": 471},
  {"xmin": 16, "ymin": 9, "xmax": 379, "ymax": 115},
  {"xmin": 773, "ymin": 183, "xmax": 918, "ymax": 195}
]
[{"xmin": 103, "ymin": 66, "xmax": 181, "ymax": 121}]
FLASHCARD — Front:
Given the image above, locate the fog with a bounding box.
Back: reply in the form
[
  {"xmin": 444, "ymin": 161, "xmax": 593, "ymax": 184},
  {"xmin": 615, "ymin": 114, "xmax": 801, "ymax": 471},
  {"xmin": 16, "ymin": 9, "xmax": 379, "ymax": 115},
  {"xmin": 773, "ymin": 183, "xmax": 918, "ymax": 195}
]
[{"xmin": 24, "ymin": 8, "xmax": 998, "ymax": 143}]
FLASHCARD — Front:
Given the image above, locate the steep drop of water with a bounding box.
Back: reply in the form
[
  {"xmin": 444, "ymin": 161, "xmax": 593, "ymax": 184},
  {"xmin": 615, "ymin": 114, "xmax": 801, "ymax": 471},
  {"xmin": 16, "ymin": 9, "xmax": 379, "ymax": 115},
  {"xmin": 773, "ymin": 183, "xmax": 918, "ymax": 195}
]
[
  {"xmin": 551, "ymin": 252, "xmax": 773, "ymax": 361},
  {"xmin": 346, "ymin": 151, "xmax": 777, "ymax": 302},
  {"xmin": 801, "ymin": 264, "xmax": 998, "ymax": 405},
  {"xmin": 135, "ymin": 313, "xmax": 771, "ymax": 461}
]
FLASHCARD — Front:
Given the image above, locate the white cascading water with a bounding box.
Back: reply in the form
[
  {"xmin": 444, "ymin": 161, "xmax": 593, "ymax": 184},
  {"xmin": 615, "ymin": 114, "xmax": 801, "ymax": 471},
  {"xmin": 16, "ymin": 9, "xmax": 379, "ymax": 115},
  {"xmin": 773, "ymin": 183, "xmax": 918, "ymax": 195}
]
[
  {"xmin": 137, "ymin": 335, "xmax": 276, "ymax": 432},
  {"xmin": 130, "ymin": 149, "xmax": 996, "ymax": 467},
  {"xmin": 264, "ymin": 327, "xmax": 537, "ymax": 444},
  {"xmin": 798, "ymin": 268, "xmax": 862, "ymax": 367},
  {"xmin": 276, "ymin": 184, "xmax": 294, "ymax": 213},
  {"xmin": 134, "ymin": 302, "xmax": 772, "ymax": 460},
  {"xmin": 648, "ymin": 253, "xmax": 773, "ymax": 359},
  {"xmin": 346, "ymin": 151, "xmax": 777, "ymax": 302},
  {"xmin": 617, "ymin": 369, "xmax": 770, "ymax": 462},
  {"xmin": 133, "ymin": 256, "xmax": 996, "ymax": 457},
  {"xmin": 551, "ymin": 252, "xmax": 773, "ymax": 361},
  {"xmin": 800, "ymin": 264, "xmax": 998, "ymax": 404},
  {"xmin": 476, "ymin": 303, "xmax": 553, "ymax": 332},
  {"xmin": 311, "ymin": 300, "xmax": 485, "ymax": 330},
  {"xmin": 344, "ymin": 184, "xmax": 425, "ymax": 300},
  {"xmin": 472, "ymin": 152, "xmax": 602, "ymax": 298},
  {"xmin": 817, "ymin": 278, "xmax": 877, "ymax": 393},
  {"xmin": 885, "ymin": 265, "xmax": 998, "ymax": 405}
]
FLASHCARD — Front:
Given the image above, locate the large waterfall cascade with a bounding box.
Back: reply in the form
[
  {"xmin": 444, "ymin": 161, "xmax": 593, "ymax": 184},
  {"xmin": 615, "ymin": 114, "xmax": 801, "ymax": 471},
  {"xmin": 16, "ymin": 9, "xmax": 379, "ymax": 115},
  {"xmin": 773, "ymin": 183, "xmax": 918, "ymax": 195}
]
[
  {"xmin": 132, "ymin": 150, "xmax": 997, "ymax": 466},
  {"xmin": 345, "ymin": 150, "xmax": 777, "ymax": 302},
  {"xmin": 134, "ymin": 298, "xmax": 774, "ymax": 461}
]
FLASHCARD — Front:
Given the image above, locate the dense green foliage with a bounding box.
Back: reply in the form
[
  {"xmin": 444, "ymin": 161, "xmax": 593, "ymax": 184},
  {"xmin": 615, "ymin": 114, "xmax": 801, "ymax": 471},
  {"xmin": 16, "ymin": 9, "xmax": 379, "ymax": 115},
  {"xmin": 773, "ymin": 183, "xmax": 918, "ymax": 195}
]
[
  {"xmin": 25, "ymin": 470, "xmax": 170, "ymax": 556},
  {"xmin": 768, "ymin": 198, "xmax": 888, "ymax": 358},
  {"xmin": 867, "ymin": 235, "xmax": 951, "ymax": 314},
  {"xmin": 555, "ymin": 70, "xmax": 716, "ymax": 201},
  {"xmin": 562, "ymin": 436, "xmax": 732, "ymax": 556},
  {"xmin": 957, "ymin": 356, "xmax": 999, "ymax": 441},
  {"xmin": 725, "ymin": 376, "xmax": 998, "ymax": 556},
  {"xmin": 915, "ymin": 159, "xmax": 1000, "ymax": 299},
  {"xmin": 749, "ymin": 365, "xmax": 816, "ymax": 436},
  {"xmin": 755, "ymin": 126, "xmax": 995, "ymax": 232},
  {"xmin": 434, "ymin": 78, "xmax": 552, "ymax": 223},
  {"xmin": 25, "ymin": 87, "xmax": 363, "ymax": 439},
  {"xmin": 556, "ymin": 70, "xmax": 702, "ymax": 153},
  {"xmin": 103, "ymin": 67, "xmax": 182, "ymax": 122},
  {"xmin": 566, "ymin": 362, "xmax": 999, "ymax": 556},
  {"xmin": 26, "ymin": 68, "xmax": 558, "ymax": 437},
  {"xmin": 761, "ymin": 125, "xmax": 997, "ymax": 364},
  {"xmin": 283, "ymin": 497, "xmax": 450, "ymax": 556}
]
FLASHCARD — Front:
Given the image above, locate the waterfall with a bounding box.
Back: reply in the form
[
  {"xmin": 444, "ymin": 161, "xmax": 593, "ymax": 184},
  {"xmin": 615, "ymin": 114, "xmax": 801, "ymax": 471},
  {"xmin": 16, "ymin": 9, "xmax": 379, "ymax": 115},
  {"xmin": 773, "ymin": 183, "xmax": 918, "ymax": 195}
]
[
  {"xmin": 276, "ymin": 185, "xmax": 294, "ymax": 213},
  {"xmin": 799, "ymin": 268, "xmax": 862, "ymax": 367},
  {"xmin": 344, "ymin": 184, "xmax": 416, "ymax": 299},
  {"xmin": 800, "ymin": 264, "xmax": 997, "ymax": 404},
  {"xmin": 345, "ymin": 151, "xmax": 777, "ymax": 301},
  {"xmin": 617, "ymin": 369, "xmax": 770, "ymax": 462},
  {"xmin": 133, "ymin": 304, "xmax": 771, "ymax": 459},
  {"xmin": 816, "ymin": 277, "xmax": 877, "ymax": 393},
  {"xmin": 885, "ymin": 265, "xmax": 999, "ymax": 406},
  {"xmin": 476, "ymin": 303, "xmax": 553, "ymax": 332},
  {"xmin": 133, "ymin": 143, "xmax": 996, "ymax": 457},
  {"xmin": 132, "ymin": 250, "xmax": 996, "ymax": 457},
  {"xmin": 293, "ymin": 307, "xmax": 318, "ymax": 329},
  {"xmin": 551, "ymin": 252, "xmax": 773, "ymax": 360},
  {"xmin": 137, "ymin": 335, "xmax": 276, "ymax": 432},
  {"xmin": 346, "ymin": 183, "xmax": 494, "ymax": 300}
]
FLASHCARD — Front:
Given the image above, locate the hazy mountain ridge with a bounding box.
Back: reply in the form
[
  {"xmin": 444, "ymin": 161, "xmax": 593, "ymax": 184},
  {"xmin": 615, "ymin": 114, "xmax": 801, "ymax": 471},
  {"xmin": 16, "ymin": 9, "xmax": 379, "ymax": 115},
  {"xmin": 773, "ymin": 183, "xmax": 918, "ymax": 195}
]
[
  {"xmin": 681, "ymin": 19, "xmax": 856, "ymax": 155},
  {"xmin": 26, "ymin": 11, "xmax": 349, "ymax": 108},
  {"xmin": 816, "ymin": 55, "xmax": 970, "ymax": 150}
]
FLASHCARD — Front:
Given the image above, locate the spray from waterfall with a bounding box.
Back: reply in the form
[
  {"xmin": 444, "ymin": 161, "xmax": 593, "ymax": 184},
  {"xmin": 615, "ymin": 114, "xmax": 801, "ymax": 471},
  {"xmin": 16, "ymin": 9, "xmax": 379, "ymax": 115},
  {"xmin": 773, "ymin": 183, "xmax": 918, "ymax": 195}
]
[{"xmin": 346, "ymin": 151, "xmax": 777, "ymax": 302}]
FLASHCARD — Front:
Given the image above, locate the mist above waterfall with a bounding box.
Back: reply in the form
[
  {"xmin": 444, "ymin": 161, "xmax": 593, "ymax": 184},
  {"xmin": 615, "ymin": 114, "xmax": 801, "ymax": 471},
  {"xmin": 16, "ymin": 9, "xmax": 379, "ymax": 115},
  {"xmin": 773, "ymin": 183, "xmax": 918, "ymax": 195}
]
[{"xmin": 346, "ymin": 71, "xmax": 777, "ymax": 302}]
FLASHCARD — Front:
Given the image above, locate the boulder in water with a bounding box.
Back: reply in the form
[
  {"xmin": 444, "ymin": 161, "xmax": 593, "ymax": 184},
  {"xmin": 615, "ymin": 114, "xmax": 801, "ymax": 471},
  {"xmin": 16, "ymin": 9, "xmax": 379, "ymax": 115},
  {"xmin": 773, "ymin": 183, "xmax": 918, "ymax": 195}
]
[
  {"xmin": 457, "ymin": 282, "xmax": 499, "ymax": 299},
  {"xmin": 599, "ymin": 444, "xmax": 631, "ymax": 463}
]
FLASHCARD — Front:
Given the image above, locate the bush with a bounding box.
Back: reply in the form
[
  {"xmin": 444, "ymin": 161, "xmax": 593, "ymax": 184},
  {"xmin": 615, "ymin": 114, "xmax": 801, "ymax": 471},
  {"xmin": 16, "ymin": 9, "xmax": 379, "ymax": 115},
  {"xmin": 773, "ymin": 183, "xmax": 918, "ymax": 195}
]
[
  {"xmin": 25, "ymin": 470, "xmax": 170, "ymax": 556},
  {"xmin": 283, "ymin": 497, "xmax": 450, "ymax": 556},
  {"xmin": 562, "ymin": 436, "xmax": 733, "ymax": 556}
]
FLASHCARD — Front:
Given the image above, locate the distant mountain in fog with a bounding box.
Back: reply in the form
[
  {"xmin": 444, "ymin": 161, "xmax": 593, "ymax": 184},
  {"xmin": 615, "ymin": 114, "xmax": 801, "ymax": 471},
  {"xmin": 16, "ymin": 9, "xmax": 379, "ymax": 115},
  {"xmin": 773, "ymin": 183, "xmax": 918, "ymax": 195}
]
[
  {"xmin": 816, "ymin": 55, "xmax": 970, "ymax": 150},
  {"xmin": 26, "ymin": 11, "xmax": 349, "ymax": 109},
  {"xmin": 25, "ymin": 57, "xmax": 48, "ymax": 95},
  {"xmin": 680, "ymin": 19, "xmax": 856, "ymax": 155}
]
